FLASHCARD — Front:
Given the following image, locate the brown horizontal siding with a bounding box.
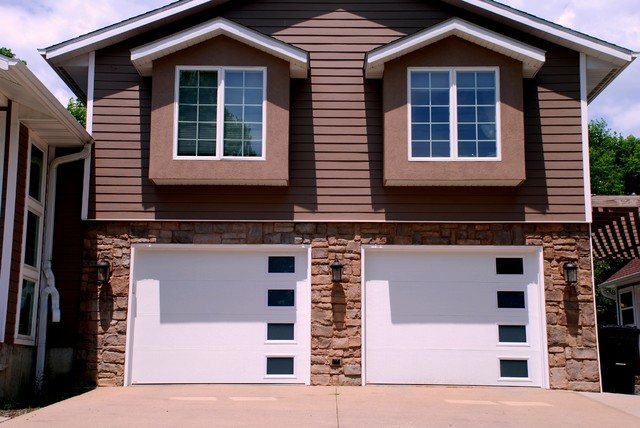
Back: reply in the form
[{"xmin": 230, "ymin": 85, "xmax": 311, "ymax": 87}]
[{"xmin": 90, "ymin": 0, "xmax": 586, "ymax": 222}]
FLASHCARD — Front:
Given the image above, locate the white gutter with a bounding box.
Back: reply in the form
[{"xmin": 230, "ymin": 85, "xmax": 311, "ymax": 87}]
[{"xmin": 35, "ymin": 143, "xmax": 92, "ymax": 391}]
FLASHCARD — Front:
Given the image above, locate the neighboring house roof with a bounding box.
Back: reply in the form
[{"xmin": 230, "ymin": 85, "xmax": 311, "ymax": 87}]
[
  {"xmin": 599, "ymin": 259, "xmax": 640, "ymax": 290},
  {"xmin": 40, "ymin": 0, "xmax": 637, "ymax": 102},
  {"xmin": 0, "ymin": 55, "xmax": 92, "ymax": 146}
]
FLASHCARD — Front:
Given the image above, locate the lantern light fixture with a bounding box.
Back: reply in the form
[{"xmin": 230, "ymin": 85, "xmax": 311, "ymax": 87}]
[
  {"xmin": 96, "ymin": 261, "xmax": 111, "ymax": 284},
  {"xmin": 563, "ymin": 261, "xmax": 578, "ymax": 284},
  {"xmin": 330, "ymin": 255, "xmax": 343, "ymax": 282}
]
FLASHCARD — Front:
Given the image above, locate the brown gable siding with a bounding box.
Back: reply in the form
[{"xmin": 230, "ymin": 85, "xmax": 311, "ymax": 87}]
[
  {"xmin": 4, "ymin": 125, "xmax": 29, "ymax": 343},
  {"xmin": 90, "ymin": 0, "xmax": 586, "ymax": 222}
]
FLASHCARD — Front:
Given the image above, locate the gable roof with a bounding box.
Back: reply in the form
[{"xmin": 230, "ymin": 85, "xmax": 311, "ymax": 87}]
[
  {"xmin": 40, "ymin": 0, "xmax": 637, "ymax": 101},
  {"xmin": 365, "ymin": 17, "xmax": 546, "ymax": 79},
  {"xmin": 600, "ymin": 259, "xmax": 640, "ymax": 289},
  {"xmin": 0, "ymin": 55, "xmax": 92, "ymax": 147},
  {"xmin": 130, "ymin": 17, "xmax": 308, "ymax": 78}
]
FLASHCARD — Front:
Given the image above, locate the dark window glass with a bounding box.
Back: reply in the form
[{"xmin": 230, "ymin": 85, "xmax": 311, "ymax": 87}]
[
  {"xmin": 24, "ymin": 211, "xmax": 40, "ymax": 268},
  {"xmin": 177, "ymin": 70, "xmax": 218, "ymax": 157},
  {"xmin": 497, "ymin": 291, "xmax": 525, "ymax": 309},
  {"xmin": 500, "ymin": 360, "xmax": 528, "ymax": 378},
  {"xmin": 29, "ymin": 146, "xmax": 44, "ymax": 201},
  {"xmin": 498, "ymin": 325, "xmax": 527, "ymax": 343},
  {"xmin": 18, "ymin": 280, "xmax": 35, "ymax": 336},
  {"xmin": 496, "ymin": 258, "xmax": 524, "ymax": 275},
  {"xmin": 266, "ymin": 357, "xmax": 294, "ymax": 375},
  {"xmin": 267, "ymin": 323, "xmax": 295, "ymax": 341},
  {"xmin": 619, "ymin": 291, "xmax": 633, "ymax": 308},
  {"xmin": 621, "ymin": 309, "xmax": 635, "ymax": 325},
  {"xmin": 268, "ymin": 290, "xmax": 295, "ymax": 307},
  {"xmin": 268, "ymin": 256, "xmax": 295, "ymax": 273}
]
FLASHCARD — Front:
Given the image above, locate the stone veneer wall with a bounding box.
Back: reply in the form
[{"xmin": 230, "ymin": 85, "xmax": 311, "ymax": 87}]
[{"xmin": 77, "ymin": 222, "xmax": 598, "ymax": 391}]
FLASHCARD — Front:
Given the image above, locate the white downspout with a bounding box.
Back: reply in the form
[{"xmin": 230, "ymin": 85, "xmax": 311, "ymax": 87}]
[{"xmin": 35, "ymin": 143, "xmax": 92, "ymax": 392}]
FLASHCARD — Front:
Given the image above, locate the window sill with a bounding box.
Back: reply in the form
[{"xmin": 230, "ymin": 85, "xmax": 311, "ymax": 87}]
[
  {"xmin": 150, "ymin": 177, "xmax": 288, "ymax": 186},
  {"xmin": 384, "ymin": 178, "xmax": 525, "ymax": 187}
]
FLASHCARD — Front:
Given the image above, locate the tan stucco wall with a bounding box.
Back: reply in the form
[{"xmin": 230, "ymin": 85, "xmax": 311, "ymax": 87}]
[
  {"xmin": 149, "ymin": 35, "xmax": 291, "ymax": 185},
  {"xmin": 383, "ymin": 36, "xmax": 526, "ymax": 186}
]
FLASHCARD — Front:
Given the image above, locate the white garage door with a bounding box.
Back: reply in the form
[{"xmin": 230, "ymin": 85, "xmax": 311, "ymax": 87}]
[
  {"xmin": 364, "ymin": 247, "xmax": 547, "ymax": 387},
  {"xmin": 126, "ymin": 246, "xmax": 310, "ymax": 385}
]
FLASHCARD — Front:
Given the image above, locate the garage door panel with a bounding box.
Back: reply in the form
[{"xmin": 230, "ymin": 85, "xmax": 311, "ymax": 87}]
[
  {"xmin": 366, "ymin": 252, "xmax": 538, "ymax": 285},
  {"xmin": 367, "ymin": 350, "xmax": 539, "ymax": 385},
  {"xmin": 368, "ymin": 280, "xmax": 530, "ymax": 325},
  {"xmin": 135, "ymin": 251, "xmax": 308, "ymax": 282},
  {"xmin": 132, "ymin": 349, "xmax": 303, "ymax": 384},
  {"xmin": 136, "ymin": 279, "xmax": 300, "ymax": 318},
  {"xmin": 364, "ymin": 248, "xmax": 545, "ymax": 387},
  {"xmin": 367, "ymin": 323, "xmax": 523, "ymax": 350},
  {"xmin": 128, "ymin": 247, "xmax": 310, "ymax": 385}
]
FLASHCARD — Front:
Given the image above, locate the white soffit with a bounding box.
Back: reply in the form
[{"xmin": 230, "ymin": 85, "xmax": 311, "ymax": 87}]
[
  {"xmin": 365, "ymin": 18, "xmax": 546, "ymax": 79},
  {"xmin": 0, "ymin": 56, "xmax": 92, "ymax": 146},
  {"xmin": 130, "ymin": 17, "xmax": 309, "ymax": 78}
]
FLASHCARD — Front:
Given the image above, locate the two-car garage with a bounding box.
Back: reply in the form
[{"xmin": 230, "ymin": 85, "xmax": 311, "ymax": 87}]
[{"xmin": 125, "ymin": 245, "xmax": 548, "ymax": 388}]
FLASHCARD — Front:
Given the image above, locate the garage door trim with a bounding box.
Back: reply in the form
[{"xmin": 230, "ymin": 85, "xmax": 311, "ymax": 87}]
[
  {"xmin": 361, "ymin": 245, "xmax": 549, "ymax": 388},
  {"xmin": 124, "ymin": 244, "xmax": 311, "ymax": 386}
]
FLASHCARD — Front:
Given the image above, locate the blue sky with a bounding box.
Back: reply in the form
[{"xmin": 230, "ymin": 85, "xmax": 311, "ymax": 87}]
[{"xmin": 1, "ymin": 0, "xmax": 638, "ymax": 136}]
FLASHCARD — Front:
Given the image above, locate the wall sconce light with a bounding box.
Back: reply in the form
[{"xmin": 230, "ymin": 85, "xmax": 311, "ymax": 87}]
[
  {"xmin": 563, "ymin": 261, "xmax": 578, "ymax": 284},
  {"xmin": 96, "ymin": 261, "xmax": 111, "ymax": 283},
  {"xmin": 330, "ymin": 255, "xmax": 343, "ymax": 282}
]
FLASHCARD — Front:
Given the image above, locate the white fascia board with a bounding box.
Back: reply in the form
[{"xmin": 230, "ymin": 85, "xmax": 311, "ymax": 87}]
[
  {"xmin": 365, "ymin": 18, "xmax": 546, "ymax": 79},
  {"xmin": 131, "ymin": 17, "xmax": 308, "ymax": 78},
  {"xmin": 0, "ymin": 56, "xmax": 19, "ymax": 70},
  {"xmin": 458, "ymin": 0, "xmax": 634, "ymax": 65},
  {"xmin": 42, "ymin": 0, "xmax": 215, "ymax": 62}
]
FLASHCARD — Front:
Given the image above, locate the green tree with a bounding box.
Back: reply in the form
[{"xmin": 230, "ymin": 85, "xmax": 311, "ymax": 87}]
[
  {"xmin": 66, "ymin": 98, "xmax": 86, "ymax": 128},
  {"xmin": 0, "ymin": 47, "xmax": 15, "ymax": 58},
  {"xmin": 589, "ymin": 119, "xmax": 640, "ymax": 195},
  {"xmin": 589, "ymin": 119, "xmax": 640, "ymax": 323}
]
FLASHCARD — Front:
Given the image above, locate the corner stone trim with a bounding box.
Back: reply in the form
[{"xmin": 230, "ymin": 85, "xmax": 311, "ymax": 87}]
[{"xmin": 78, "ymin": 222, "xmax": 597, "ymax": 392}]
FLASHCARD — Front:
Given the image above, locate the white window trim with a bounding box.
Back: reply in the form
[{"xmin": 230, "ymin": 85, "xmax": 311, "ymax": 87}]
[
  {"xmin": 618, "ymin": 286, "xmax": 637, "ymax": 327},
  {"xmin": 496, "ymin": 323, "xmax": 530, "ymax": 347},
  {"xmin": 497, "ymin": 356, "xmax": 532, "ymax": 382},
  {"xmin": 15, "ymin": 138, "xmax": 48, "ymax": 345},
  {"xmin": 407, "ymin": 66, "xmax": 501, "ymax": 162},
  {"xmin": 173, "ymin": 66, "xmax": 267, "ymax": 161},
  {"xmin": 264, "ymin": 322, "xmax": 297, "ymax": 344},
  {"xmin": 264, "ymin": 354, "xmax": 297, "ymax": 379}
]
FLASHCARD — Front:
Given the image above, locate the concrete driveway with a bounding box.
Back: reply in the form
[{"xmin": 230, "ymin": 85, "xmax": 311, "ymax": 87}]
[{"xmin": 2, "ymin": 385, "xmax": 639, "ymax": 427}]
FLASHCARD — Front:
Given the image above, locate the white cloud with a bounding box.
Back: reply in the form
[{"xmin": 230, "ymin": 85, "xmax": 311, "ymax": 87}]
[{"xmin": 557, "ymin": 8, "xmax": 576, "ymax": 27}]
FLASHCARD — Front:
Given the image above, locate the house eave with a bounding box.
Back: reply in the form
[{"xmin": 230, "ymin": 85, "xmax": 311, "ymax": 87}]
[
  {"xmin": 365, "ymin": 17, "xmax": 546, "ymax": 79},
  {"xmin": 130, "ymin": 17, "xmax": 309, "ymax": 78},
  {"xmin": 0, "ymin": 55, "xmax": 93, "ymax": 147}
]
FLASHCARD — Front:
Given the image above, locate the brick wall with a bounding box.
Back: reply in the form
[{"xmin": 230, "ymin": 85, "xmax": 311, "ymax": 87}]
[{"xmin": 77, "ymin": 222, "xmax": 598, "ymax": 391}]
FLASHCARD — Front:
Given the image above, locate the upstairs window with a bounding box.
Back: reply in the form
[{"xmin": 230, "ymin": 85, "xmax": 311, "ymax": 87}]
[
  {"xmin": 409, "ymin": 68, "xmax": 499, "ymax": 160},
  {"xmin": 176, "ymin": 67, "xmax": 265, "ymax": 159}
]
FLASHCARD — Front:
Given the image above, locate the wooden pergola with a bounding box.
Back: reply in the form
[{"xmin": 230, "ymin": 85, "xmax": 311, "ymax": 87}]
[{"xmin": 592, "ymin": 196, "xmax": 640, "ymax": 260}]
